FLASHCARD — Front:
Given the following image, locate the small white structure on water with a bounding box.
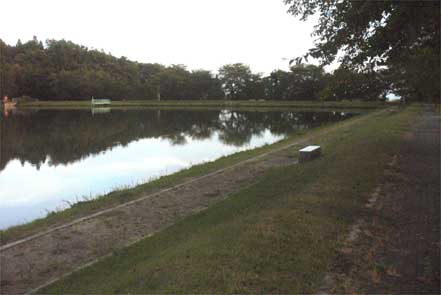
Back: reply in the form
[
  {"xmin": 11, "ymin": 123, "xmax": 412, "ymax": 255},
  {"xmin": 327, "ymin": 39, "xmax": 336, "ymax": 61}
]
[
  {"xmin": 91, "ymin": 96, "xmax": 111, "ymax": 106},
  {"xmin": 299, "ymin": 145, "xmax": 322, "ymax": 163}
]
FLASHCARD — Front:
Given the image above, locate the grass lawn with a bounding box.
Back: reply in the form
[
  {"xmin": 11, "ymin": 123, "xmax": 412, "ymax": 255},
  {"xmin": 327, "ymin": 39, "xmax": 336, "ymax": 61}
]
[
  {"xmin": 19, "ymin": 99, "xmax": 393, "ymax": 109},
  {"xmin": 39, "ymin": 106, "xmax": 419, "ymax": 293}
]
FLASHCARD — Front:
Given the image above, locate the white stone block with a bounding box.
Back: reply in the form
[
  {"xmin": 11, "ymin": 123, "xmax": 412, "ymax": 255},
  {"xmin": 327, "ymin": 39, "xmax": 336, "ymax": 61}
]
[{"xmin": 299, "ymin": 145, "xmax": 321, "ymax": 163}]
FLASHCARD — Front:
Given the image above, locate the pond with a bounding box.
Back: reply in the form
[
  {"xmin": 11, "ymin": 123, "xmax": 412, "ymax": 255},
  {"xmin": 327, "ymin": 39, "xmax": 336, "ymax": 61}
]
[{"xmin": 0, "ymin": 108, "xmax": 357, "ymax": 229}]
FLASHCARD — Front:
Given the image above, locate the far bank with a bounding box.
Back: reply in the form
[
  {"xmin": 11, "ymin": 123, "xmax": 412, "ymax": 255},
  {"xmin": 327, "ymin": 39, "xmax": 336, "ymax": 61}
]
[{"xmin": 16, "ymin": 99, "xmax": 394, "ymax": 110}]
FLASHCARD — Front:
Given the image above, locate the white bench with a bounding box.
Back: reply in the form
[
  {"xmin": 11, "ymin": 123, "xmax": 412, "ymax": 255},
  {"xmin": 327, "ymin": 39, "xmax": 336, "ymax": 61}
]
[
  {"xmin": 299, "ymin": 145, "xmax": 322, "ymax": 163},
  {"xmin": 91, "ymin": 98, "xmax": 111, "ymax": 105}
]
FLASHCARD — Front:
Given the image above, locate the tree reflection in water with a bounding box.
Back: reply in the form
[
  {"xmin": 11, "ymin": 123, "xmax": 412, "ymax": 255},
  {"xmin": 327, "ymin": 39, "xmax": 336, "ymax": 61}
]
[{"xmin": 0, "ymin": 108, "xmax": 355, "ymax": 172}]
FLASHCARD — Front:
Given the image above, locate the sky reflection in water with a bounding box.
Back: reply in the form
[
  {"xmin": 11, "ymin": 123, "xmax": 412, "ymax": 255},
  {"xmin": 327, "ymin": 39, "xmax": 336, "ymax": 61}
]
[{"xmin": 0, "ymin": 108, "xmax": 354, "ymax": 229}]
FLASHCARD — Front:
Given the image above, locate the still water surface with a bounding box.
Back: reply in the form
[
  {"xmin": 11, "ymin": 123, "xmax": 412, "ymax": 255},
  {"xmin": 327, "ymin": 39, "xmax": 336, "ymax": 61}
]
[{"xmin": 0, "ymin": 108, "xmax": 356, "ymax": 229}]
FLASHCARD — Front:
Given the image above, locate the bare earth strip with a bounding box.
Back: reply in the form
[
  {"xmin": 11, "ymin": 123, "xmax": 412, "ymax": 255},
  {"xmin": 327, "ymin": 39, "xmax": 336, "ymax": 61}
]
[{"xmin": 0, "ymin": 110, "xmax": 386, "ymax": 294}]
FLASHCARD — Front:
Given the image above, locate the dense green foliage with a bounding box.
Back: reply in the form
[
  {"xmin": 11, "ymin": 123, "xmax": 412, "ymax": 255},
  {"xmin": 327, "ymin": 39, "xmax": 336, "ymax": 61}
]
[
  {"xmin": 284, "ymin": 0, "xmax": 440, "ymax": 102},
  {"xmin": 0, "ymin": 37, "xmax": 387, "ymax": 101},
  {"xmin": 0, "ymin": 38, "xmax": 225, "ymax": 101},
  {"xmin": 320, "ymin": 68, "xmax": 388, "ymax": 101}
]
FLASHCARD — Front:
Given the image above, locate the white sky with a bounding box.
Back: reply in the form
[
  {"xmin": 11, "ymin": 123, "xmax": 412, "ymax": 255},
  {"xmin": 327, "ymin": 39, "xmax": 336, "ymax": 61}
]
[{"xmin": 1, "ymin": 0, "xmax": 323, "ymax": 75}]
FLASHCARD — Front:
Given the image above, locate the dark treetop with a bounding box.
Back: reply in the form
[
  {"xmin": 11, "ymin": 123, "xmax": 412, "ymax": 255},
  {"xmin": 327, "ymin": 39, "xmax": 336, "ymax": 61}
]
[{"xmin": 284, "ymin": 0, "xmax": 440, "ymax": 102}]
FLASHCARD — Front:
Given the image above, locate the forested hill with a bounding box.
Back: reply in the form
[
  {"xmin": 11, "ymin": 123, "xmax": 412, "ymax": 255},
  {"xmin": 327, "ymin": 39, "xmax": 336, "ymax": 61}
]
[
  {"xmin": 1, "ymin": 37, "xmax": 388, "ymax": 101},
  {"xmin": 0, "ymin": 37, "xmax": 226, "ymax": 100}
]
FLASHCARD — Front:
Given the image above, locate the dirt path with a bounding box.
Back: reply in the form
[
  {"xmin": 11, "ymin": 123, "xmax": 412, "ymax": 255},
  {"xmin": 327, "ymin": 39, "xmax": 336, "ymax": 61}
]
[
  {"xmin": 0, "ymin": 110, "xmax": 386, "ymax": 294},
  {"xmin": 326, "ymin": 107, "xmax": 440, "ymax": 293}
]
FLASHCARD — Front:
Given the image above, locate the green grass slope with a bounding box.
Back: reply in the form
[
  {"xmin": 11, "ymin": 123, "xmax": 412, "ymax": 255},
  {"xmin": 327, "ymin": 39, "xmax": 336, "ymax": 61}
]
[{"xmin": 40, "ymin": 106, "xmax": 418, "ymax": 293}]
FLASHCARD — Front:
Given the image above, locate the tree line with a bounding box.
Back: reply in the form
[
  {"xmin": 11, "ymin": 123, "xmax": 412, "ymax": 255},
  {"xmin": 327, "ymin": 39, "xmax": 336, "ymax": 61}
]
[
  {"xmin": 0, "ymin": 37, "xmax": 388, "ymax": 102},
  {"xmin": 1, "ymin": 0, "xmax": 439, "ymax": 103}
]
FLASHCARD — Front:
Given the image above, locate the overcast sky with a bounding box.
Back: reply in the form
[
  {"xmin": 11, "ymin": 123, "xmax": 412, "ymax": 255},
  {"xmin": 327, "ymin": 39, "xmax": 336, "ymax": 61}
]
[{"xmin": 2, "ymin": 0, "xmax": 322, "ymax": 74}]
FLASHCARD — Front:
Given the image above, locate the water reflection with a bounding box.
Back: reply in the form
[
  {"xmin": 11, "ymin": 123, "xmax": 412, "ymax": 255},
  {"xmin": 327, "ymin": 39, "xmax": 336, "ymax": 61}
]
[{"xmin": 0, "ymin": 108, "xmax": 355, "ymax": 229}]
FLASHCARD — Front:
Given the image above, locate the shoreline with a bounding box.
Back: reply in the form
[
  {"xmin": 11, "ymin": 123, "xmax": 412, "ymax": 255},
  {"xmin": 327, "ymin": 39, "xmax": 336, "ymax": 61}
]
[
  {"xmin": 1, "ymin": 106, "xmax": 423, "ymax": 294},
  {"xmin": 0, "ymin": 104, "xmax": 384, "ymax": 244},
  {"xmin": 0, "ymin": 108, "xmax": 374, "ymax": 245},
  {"xmin": 17, "ymin": 99, "xmax": 394, "ymax": 109}
]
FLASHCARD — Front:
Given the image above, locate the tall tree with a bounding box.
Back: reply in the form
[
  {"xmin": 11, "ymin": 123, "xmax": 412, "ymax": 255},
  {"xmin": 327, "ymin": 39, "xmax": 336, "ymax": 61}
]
[
  {"xmin": 320, "ymin": 67, "xmax": 387, "ymax": 101},
  {"xmin": 287, "ymin": 64, "xmax": 325, "ymax": 100},
  {"xmin": 263, "ymin": 70, "xmax": 291, "ymax": 100},
  {"xmin": 190, "ymin": 70, "xmax": 224, "ymax": 100},
  {"xmin": 284, "ymin": 0, "xmax": 440, "ymax": 102},
  {"xmin": 218, "ymin": 63, "xmax": 253, "ymax": 100}
]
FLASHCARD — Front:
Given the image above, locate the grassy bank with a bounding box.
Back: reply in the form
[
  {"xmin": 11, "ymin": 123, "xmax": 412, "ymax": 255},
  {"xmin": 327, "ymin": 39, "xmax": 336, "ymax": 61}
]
[
  {"xmin": 0, "ymin": 135, "xmax": 292, "ymax": 246},
  {"xmin": 18, "ymin": 99, "xmax": 393, "ymax": 109},
  {"xmin": 39, "ymin": 106, "xmax": 419, "ymax": 293},
  {"xmin": 0, "ymin": 110, "xmax": 371, "ymax": 246}
]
